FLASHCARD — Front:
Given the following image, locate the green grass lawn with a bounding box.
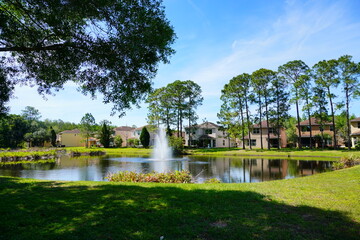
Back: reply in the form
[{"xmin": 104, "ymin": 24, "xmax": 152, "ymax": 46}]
[
  {"xmin": 188, "ymin": 147, "xmax": 360, "ymax": 159},
  {"xmin": 1, "ymin": 166, "xmax": 359, "ymax": 239},
  {"xmin": 2, "ymin": 147, "xmax": 359, "ymax": 160}
]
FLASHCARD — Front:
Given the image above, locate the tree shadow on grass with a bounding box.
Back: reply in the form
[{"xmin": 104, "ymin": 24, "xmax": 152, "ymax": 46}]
[{"xmin": 0, "ymin": 177, "xmax": 359, "ymax": 240}]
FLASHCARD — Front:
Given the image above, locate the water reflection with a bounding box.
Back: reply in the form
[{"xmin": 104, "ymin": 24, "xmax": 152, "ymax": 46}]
[{"xmin": 0, "ymin": 155, "xmax": 333, "ymax": 183}]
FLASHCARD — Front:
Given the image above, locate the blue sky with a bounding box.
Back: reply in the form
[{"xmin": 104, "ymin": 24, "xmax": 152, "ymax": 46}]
[{"xmin": 8, "ymin": 0, "xmax": 360, "ymax": 127}]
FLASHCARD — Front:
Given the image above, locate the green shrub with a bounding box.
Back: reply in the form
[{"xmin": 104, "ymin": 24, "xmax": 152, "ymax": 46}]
[
  {"xmin": 106, "ymin": 170, "xmax": 192, "ymax": 183},
  {"xmin": 333, "ymin": 155, "xmax": 360, "ymax": 170},
  {"xmin": 204, "ymin": 178, "xmax": 221, "ymax": 184},
  {"xmin": 169, "ymin": 136, "xmax": 184, "ymax": 155}
]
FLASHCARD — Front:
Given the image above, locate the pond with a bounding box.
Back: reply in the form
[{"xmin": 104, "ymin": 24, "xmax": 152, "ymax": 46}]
[{"xmin": 0, "ymin": 155, "xmax": 334, "ymax": 183}]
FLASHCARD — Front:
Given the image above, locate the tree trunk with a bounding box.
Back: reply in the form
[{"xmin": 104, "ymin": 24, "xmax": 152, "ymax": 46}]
[
  {"xmin": 306, "ymin": 97, "xmax": 313, "ymax": 149},
  {"xmin": 259, "ymin": 95, "xmax": 263, "ymax": 149},
  {"xmin": 245, "ymin": 96, "xmax": 252, "ymax": 150},
  {"xmin": 265, "ymin": 95, "xmax": 270, "ymax": 150},
  {"xmin": 188, "ymin": 110, "xmax": 191, "ymax": 148},
  {"xmin": 277, "ymin": 96, "xmax": 280, "ymax": 149},
  {"xmin": 295, "ymin": 90, "xmax": 302, "ymax": 149},
  {"xmin": 346, "ymin": 86, "xmax": 351, "ymax": 150},
  {"xmin": 328, "ymin": 87, "xmax": 337, "ymax": 149},
  {"xmin": 239, "ymin": 99, "xmax": 245, "ymax": 150}
]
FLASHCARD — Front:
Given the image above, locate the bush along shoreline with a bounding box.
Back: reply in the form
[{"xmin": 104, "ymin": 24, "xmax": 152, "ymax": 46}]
[{"xmin": 0, "ymin": 148, "xmax": 106, "ymax": 163}]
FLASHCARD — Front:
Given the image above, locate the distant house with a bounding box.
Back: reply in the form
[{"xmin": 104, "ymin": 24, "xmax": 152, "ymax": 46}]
[
  {"xmin": 114, "ymin": 126, "xmax": 136, "ymax": 147},
  {"xmin": 296, "ymin": 118, "xmax": 334, "ymax": 148},
  {"xmin": 134, "ymin": 126, "xmax": 156, "ymax": 146},
  {"xmin": 57, "ymin": 129, "xmax": 97, "ymax": 147},
  {"xmin": 244, "ymin": 120, "xmax": 287, "ymax": 149},
  {"xmin": 184, "ymin": 122, "xmax": 236, "ymax": 148},
  {"xmin": 114, "ymin": 125, "xmax": 156, "ymax": 147},
  {"xmin": 350, "ymin": 117, "xmax": 360, "ymax": 147}
]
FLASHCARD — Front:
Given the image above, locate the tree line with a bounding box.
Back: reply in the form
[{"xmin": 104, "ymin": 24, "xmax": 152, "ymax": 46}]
[
  {"xmin": 0, "ymin": 107, "xmax": 117, "ymax": 148},
  {"xmin": 218, "ymin": 55, "xmax": 360, "ymax": 150},
  {"xmin": 146, "ymin": 80, "xmax": 203, "ymax": 142}
]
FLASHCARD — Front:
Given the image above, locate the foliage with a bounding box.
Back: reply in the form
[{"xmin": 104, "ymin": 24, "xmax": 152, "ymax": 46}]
[
  {"xmin": 146, "ymin": 80, "xmax": 203, "ymax": 137},
  {"xmin": 312, "ymin": 59, "xmax": 340, "ymax": 148},
  {"xmin": 0, "ymin": 114, "xmax": 29, "ymax": 148},
  {"xmin": 21, "ymin": 106, "xmax": 42, "ymax": 121},
  {"xmin": 127, "ymin": 138, "xmax": 140, "ymax": 147},
  {"xmin": 106, "ymin": 170, "xmax": 192, "ymax": 183},
  {"xmin": 0, "ymin": 0, "xmax": 176, "ymax": 116},
  {"xmin": 114, "ymin": 135, "xmax": 123, "ymax": 148},
  {"xmin": 278, "ymin": 60, "xmax": 310, "ymax": 149},
  {"xmin": 337, "ymin": 55, "xmax": 360, "ymax": 149},
  {"xmin": 218, "ymin": 73, "xmax": 252, "ymax": 149},
  {"xmin": 99, "ymin": 121, "xmax": 113, "ymax": 148},
  {"xmin": 204, "ymin": 178, "xmax": 221, "ymax": 184},
  {"xmin": 169, "ymin": 136, "xmax": 184, "ymax": 155},
  {"xmin": 139, "ymin": 127, "xmax": 150, "ymax": 148},
  {"xmin": 79, "ymin": 113, "xmax": 96, "ymax": 148},
  {"xmin": 50, "ymin": 127, "xmax": 56, "ymax": 147},
  {"xmin": 333, "ymin": 155, "xmax": 360, "ymax": 169}
]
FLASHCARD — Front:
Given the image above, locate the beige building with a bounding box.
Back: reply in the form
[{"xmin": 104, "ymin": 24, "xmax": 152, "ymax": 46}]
[
  {"xmin": 350, "ymin": 117, "xmax": 360, "ymax": 147},
  {"xmin": 296, "ymin": 118, "xmax": 334, "ymax": 147},
  {"xmin": 114, "ymin": 126, "xmax": 136, "ymax": 147},
  {"xmin": 57, "ymin": 129, "xmax": 96, "ymax": 147},
  {"xmin": 244, "ymin": 120, "xmax": 287, "ymax": 149},
  {"xmin": 185, "ymin": 122, "xmax": 236, "ymax": 148},
  {"xmin": 114, "ymin": 125, "xmax": 156, "ymax": 147}
]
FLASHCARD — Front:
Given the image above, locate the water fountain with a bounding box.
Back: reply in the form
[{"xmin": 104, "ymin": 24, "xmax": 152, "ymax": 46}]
[{"xmin": 151, "ymin": 128, "xmax": 173, "ymax": 160}]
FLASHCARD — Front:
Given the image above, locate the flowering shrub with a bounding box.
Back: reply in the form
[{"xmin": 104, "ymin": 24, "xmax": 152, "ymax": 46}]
[{"xmin": 106, "ymin": 170, "xmax": 192, "ymax": 183}]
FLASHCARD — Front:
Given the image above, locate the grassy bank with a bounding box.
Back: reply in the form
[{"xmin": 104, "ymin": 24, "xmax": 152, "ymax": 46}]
[
  {"xmin": 188, "ymin": 148, "xmax": 360, "ymax": 159},
  {"xmin": 0, "ymin": 166, "xmax": 359, "ymax": 239}
]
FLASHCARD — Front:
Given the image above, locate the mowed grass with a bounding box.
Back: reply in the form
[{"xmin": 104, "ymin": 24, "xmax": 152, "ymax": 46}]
[
  {"xmin": 189, "ymin": 147, "xmax": 360, "ymax": 159},
  {"xmin": 0, "ymin": 166, "xmax": 359, "ymax": 240}
]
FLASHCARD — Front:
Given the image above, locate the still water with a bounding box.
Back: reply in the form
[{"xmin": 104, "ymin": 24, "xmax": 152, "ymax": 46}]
[{"xmin": 0, "ymin": 155, "xmax": 334, "ymax": 183}]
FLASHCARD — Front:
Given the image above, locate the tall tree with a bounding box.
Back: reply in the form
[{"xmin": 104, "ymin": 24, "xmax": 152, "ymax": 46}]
[
  {"xmin": 252, "ymin": 69, "xmax": 275, "ymax": 149},
  {"xmin": 312, "ymin": 59, "xmax": 339, "ymax": 149},
  {"xmin": 219, "ymin": 74, "xmax": 252, "ymax": 149},
  {"xmin": 298, "ymin": 75, "xmax": 314, "ymax": 148},
  {"xmin": 278, "ymin": 60, "xmax": 309, "ymax": 149},
  {"xmin": 21, "ymin": 106, "xmax": 41, "ymax": 121},
  {"xmin": 99, "ymin": 120, "xmax": 112, "ymax": 148},
  {"xmin": 80, "ymin": 113, "xmax": 96, "ymax": 148},
  {"xmin": 140, "ymin": 127, "xmax": 150, "ymax": 148},
  {"xmin": 183, "ymin": 80, "xmax": 203, "ymax": 146},
  {"xmin": 50, "ymin": 126, "xmax": 56, "ymax": 147},
  {"xmin": 337, "ymin": 55, "xmax": 360, "ymax": 149},
  {"xmin": 0, "ymin": 0, "xmax": 176, "ymax": 116},
  {"xmin": 269, "ymin": 75, "xmax": 290, "ymax": 149},
  {"xmin": 146, "ymin": 87, "xmax": 175, "ymax": 129},
  {"xmin": 312, "ymin": 86, "xmax": 330, "ymax": 149}
]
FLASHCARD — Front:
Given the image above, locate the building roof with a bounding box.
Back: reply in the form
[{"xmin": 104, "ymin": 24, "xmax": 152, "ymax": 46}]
[
  {"xmin": 350, "ymin": 117, "xmax": 360, "ymax": 122},
  {"xmin": 299, "ymin": 117, "xmax": 332, "ymax": 126},
  {"xmin": 114, "ymin": 126, "xmax": 135, "ymax": 132},
  {"xmin": 191, "ymin": 121, "xmax": 220, "ymax": 129},
  {"xmin": 252, "ymin": 120, "xmax": 274, "ymax": 128},
  {"xmin": 60, "ymin": 129, "xmax": 81, "ymax": 134}
]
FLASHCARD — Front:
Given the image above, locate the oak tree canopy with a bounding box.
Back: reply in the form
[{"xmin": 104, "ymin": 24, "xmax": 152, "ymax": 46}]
[{"xmin": 0, "ymin": 0, "xmax": 176, "ymax": 116}]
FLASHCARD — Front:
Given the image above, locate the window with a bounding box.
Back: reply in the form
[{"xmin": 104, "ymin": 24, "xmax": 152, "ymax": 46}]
[
  {"xmin": 252, "ymin": 128, "xmax": 260, "ymax": 134},
  {"xmin": 205, "ymin": 129, "xmax": 212, "ymax": 134},
  {"xmin": 268, "ymin": 128, "xmax": 274, "ymax": 134},
  {"xmin": 301, "ymin": 126, "xmax": 311, "ymax": 132},
  {"xmin": 357, "ymin": 122, "xmax": 360, "ymax": 128},
  {"xmin": 251, "ymin": 139, "xmax": 256, "ymax": 146},
  {"xmin": 223, "ymin": 140, "xmax": 225, "ymax": 146},
  {"xmin": 330, "ymin": 125, "xmax": 334, "ymax": 131}
]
